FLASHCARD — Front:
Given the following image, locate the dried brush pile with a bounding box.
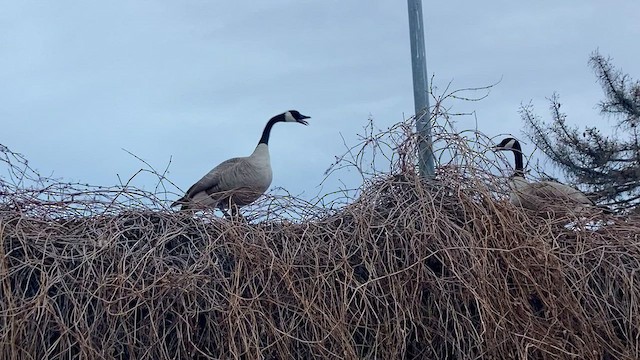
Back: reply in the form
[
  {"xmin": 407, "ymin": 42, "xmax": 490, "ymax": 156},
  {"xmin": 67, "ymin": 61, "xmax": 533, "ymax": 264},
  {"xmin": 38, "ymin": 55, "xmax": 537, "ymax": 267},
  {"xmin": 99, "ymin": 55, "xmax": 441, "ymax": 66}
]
[{"xmin": 0, "ymin": 111, "xmax": 639, "ymax": 359}]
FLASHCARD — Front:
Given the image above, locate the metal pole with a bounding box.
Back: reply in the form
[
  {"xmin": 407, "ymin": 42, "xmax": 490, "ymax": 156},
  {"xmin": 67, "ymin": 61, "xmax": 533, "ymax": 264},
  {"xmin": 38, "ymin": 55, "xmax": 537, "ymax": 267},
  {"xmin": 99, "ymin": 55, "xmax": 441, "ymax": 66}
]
[{"xmin": 407, "ymin": 0, "xmax": 434, "ymax": 178}]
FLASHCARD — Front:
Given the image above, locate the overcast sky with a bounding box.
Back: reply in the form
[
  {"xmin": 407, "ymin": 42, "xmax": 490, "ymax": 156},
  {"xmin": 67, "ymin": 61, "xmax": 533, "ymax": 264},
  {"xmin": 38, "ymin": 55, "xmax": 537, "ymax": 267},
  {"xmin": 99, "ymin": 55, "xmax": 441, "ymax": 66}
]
[{"xmin": 1, "ymin": 1, "xmax": 639, "ymax": 205}]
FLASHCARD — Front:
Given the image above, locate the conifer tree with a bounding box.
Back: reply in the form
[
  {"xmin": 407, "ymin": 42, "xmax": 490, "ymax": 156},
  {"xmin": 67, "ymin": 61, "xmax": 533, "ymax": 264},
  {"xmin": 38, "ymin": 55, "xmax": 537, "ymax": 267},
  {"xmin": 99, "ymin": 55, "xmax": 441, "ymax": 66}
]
[{"xmin": 522, "ymin": 51, "xmax": 640, "ymax": 211}]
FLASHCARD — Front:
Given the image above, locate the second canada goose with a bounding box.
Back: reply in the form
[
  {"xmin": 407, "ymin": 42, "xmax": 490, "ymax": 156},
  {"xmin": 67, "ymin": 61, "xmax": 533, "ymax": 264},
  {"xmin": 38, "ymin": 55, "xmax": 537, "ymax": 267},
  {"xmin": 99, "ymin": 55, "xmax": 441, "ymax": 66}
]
[
  {"xmin": 492, "ymin": 137, "xmax": 608, "ymax": 213},
  {"xmin": 171, "ymin": 110, "xmax": 310, "ymax": 215}
]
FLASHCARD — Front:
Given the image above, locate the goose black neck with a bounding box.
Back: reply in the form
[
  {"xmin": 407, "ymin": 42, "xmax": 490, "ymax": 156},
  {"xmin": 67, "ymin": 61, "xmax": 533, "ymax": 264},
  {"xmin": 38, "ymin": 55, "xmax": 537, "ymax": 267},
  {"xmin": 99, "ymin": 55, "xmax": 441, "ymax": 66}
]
[
  {"xmin": 258, "ymin": 115, "xmax": 283, "ymax": 145},
  {"xmin": 512, "ymin": 145, "xmax": 524, "ymax": 177}
]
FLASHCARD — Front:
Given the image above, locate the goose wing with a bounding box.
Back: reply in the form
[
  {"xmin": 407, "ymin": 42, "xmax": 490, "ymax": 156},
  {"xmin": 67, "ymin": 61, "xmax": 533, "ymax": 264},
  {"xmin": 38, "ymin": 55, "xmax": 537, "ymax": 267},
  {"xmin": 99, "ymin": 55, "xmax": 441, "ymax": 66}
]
[
  {"xmin": 171, "ymin": 157, "xmax": 244, "ymax": 207},
  {"xmin": 528, "ymin": 181, "xmax": 594, "ymax": 205}
]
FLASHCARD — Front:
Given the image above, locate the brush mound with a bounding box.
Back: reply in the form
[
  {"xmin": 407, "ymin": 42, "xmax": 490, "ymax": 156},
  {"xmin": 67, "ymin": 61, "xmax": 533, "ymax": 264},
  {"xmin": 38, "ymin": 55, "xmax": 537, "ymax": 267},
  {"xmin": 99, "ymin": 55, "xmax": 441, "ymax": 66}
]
[
  {"xmin": 1, "ymin": 170, "xmax": 638, "ymax": 359},
  {"xmin": 1, "ymin": 108, "xmax": 639, "ymax": 359}
]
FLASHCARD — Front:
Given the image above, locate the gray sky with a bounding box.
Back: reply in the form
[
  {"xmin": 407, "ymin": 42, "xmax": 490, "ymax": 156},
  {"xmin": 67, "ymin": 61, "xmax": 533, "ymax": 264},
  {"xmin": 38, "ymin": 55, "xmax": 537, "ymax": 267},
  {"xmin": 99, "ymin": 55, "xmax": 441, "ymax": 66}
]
[{"xmin": 1, "ymin": 1, "xmax": 639, "ymax": 203}]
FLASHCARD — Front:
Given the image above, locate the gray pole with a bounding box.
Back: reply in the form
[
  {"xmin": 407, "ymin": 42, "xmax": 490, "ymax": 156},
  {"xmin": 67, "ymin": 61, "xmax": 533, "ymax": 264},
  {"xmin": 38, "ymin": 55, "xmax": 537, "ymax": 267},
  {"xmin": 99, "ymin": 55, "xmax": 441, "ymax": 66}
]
[{"xmin": 407, "ymin": 0, "xmax": 434, "ymax": 178}]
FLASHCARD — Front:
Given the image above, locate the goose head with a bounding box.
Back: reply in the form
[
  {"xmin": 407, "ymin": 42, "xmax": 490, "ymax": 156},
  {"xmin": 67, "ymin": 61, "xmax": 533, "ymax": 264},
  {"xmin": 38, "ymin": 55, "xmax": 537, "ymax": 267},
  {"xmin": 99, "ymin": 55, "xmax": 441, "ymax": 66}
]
[
  {"xmin": 492, "ymin": 137, "xmax": 525, "ymax": 177},
  {"xmin": 282, "ymin": 110, "xmax": 310, "ymax": 125},
  {"xmin": 492, "ymin": 137, "xmax": 522, "ymax": 153},
  {"xmin": 258, "ymin": 110, "xmax": 311, "ymax": 146}
]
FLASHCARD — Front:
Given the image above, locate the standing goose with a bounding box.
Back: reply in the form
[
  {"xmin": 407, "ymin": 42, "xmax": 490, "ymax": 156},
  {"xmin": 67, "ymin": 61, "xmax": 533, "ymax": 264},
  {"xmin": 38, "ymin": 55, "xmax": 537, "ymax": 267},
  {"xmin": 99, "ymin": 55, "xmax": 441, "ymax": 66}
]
[
  {"xmin": 171, "ymin": 110, "xmax": 310, "ymax": 215},
  {"xmin": 492, "ymin": 137, "xmax": 608, "ymax": 213}
]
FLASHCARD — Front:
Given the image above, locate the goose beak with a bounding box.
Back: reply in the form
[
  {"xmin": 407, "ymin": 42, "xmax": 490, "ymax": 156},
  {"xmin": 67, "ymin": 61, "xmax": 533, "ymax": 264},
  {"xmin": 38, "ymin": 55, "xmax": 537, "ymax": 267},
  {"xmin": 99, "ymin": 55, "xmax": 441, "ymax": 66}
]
[{"xmin": 298, "ymin": 114, "xmax": 310, "ymax": 125}]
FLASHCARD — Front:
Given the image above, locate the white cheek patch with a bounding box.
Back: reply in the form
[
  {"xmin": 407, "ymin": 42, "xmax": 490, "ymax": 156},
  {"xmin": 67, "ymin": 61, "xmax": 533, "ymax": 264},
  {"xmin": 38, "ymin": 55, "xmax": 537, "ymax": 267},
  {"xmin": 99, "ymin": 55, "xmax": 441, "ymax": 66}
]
[
  {"xmin": 284, "ymin": 112, "xmax": 295, "ymax": 122},
  {"xmin": 506, "ymin": 139, "xmax": 516, "ymax": 149}
]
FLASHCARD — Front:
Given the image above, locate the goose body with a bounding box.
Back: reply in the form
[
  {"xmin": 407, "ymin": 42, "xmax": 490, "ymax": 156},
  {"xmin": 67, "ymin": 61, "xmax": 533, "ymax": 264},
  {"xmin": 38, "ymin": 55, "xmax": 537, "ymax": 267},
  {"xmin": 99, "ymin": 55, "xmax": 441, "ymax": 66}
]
[
  {"xmin": 493, "ymin": 137, "xmax": 601, "ymax": 212},
  {"xmin": 507, "ymin": 174, "xmax": 594, "ymax": 209},
  {"xmin": 172, "ymin": 110, "xmax": 309, "ymax": 213}
]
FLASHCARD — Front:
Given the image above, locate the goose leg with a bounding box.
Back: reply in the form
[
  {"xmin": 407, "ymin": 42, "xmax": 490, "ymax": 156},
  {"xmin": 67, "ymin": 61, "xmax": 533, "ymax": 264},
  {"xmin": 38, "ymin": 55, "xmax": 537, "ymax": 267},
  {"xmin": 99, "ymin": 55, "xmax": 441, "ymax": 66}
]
[
  {"xmin": 230, "ymin": 203, "xmax": 246, "ymax": 222},
  {"xmin": 218, "ymin": 201, "xmax": 244, "ymax": 221},
  {"xmin": 218, "ymin": 203, "xmax": 233, "ymax": 219}
]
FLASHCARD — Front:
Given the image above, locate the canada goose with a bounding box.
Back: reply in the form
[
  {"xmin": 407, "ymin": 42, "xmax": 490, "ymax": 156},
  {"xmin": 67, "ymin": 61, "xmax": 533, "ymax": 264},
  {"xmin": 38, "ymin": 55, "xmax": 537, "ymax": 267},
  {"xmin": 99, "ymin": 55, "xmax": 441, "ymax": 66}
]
[
  {"xmin": 492, "ymin": 137, "xmax": 609, "ymax": 213},
  {"xmin": 171, "ymin": 110, "xmax": 310, "ymax": 215}
]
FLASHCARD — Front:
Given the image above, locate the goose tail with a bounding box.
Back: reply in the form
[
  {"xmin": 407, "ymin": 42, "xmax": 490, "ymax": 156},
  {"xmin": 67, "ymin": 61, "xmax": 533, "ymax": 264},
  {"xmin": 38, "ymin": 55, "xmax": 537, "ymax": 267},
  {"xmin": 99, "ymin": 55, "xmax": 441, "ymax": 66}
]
[
  {"xmin": 171, "ymin": 196, "xmax": 190, "ymax": 210},
  {"xmin": 597, "ymin": 204, "xmax": 614, "ymax": 214}
]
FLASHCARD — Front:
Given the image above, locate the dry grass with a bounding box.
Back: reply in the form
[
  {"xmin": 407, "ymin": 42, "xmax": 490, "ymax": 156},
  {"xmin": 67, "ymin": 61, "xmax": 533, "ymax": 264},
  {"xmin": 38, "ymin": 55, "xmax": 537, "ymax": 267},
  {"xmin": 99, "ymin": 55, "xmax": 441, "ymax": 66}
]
[{"xmin": 0, "ymin": 103, "xmax": 639, "ymax": 359}]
